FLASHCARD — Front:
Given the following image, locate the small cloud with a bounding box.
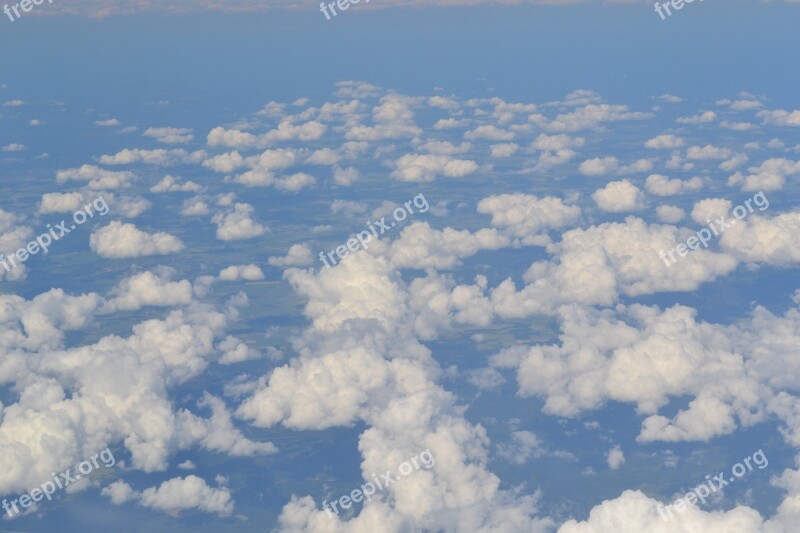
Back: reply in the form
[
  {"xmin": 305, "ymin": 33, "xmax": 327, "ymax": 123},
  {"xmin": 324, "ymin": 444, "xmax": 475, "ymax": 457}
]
[
  {"xmin": 2, "ymin": 143, "xmax": 26, "ymax": 152},
  {"xmin": 607, "ymin": 445, "xmax": 625, "ymax": 470}
]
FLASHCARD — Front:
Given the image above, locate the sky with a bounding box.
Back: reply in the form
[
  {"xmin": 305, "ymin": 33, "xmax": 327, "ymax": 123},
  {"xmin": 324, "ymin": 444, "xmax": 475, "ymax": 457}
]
[{"xmin": 0, "ymin": 1, "xmax": 799, "ymax": 532}]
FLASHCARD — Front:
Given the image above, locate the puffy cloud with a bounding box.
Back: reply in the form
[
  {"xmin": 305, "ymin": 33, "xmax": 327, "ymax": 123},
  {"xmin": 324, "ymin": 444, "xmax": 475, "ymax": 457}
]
[
  {"xmin": 477, "ymin": 194, "xmax": 581, "ymax": 245},
  {"xmin": 720, "ymin": 210, "xmax": 800, "ymax": 265},
  {"xmin": 56, "ymin": 165, "xmax": 135, "ymax": 190},
  {"xmin": 206, "ymin": 127, "xmax": 259, "ymax": 149},
  {"xmin": 388, "ymin": 222, "xmax": 512, "ymax": 269},
  {"xmin": 644, "ymin": 174, "xmax": 703, "ymax": 196},
  {"xmin": 211, "ymin": 203, "xmax": 267, "ymax": 241},
  {"xmin": 655, "ymin": 205, "xmax": 686, "ymax": 224},
  {"xmin": 528, "ymin": 134, "xmax": 585, "ymax": 171},
  {"xmin": 606, "ymin": 446, "xmax": 625, "ymax": 470},
  {"xmin": 0, "ymin": 286, "xmax": 263, "ymax": 493},
  {"xmin": 333, "ymin": 166, "xmax": 360, "ymax": 186},
  {"xmin": 181, "ymin": 198, "xmax": 210, "ymax": 216},
  {"xmin": 489, "ymin": 143, "xmax": 518, "ymax": 158},
  {"xmin": 102, "ymin": 270, "xmax": 193, "ymax": 312},
  {"xmin": 39, "ymin": 191, "xmax": 88, "ymax": 213},
  {"xmin": 235, "ymin": 252, "xmax": 555, "ymax": 532},
  {"xmin": 592, "ymin": 180, "xmax": 646, "ymax": 212},
  {"xmin": 644, "ymin": 134, "xmax": 684, "ymax": 149},
  {"xmin": 268, "ymin": 243, "xmax": 315, "ymax": 267},
  {"xmin": 101, "ymin": 480, "xmax": 137, "ymax": 504},
  {"xmin": 677, "ymin": 111, "xmax": 717, "ymax": 124},
  {"xmin": 90, "ymin": 221, "xmax": 185, "ymax": 258},
  {"xmin": 150, "ymin": 175, "xmax": 203, "ymax": 193},
  {"xmin": 392, "ymin": 154, "xmax": 478, "ymax": 182},
  {"xmin": 219, "ymin": 264, "xmax": 265, "ymax": 281},
  {"xmin": 547, "ymin": 104, "xmax": 651, "ymax": 132},
  {"xmin": 757, "ymin": 108, "xmax": 800, "ymax": 127},
  {"xmin": 686, "ymin": 145, "xmax": 733, "ymax": 160},
  {"xmin": 137, "ymin": 475, "xmax": 235, "ymax": 515},
  {"xmin": 217, "ymin": 336, "xmax": 261, "ymax": 364},
  {"xmin": 727, "ymin": 158, "xmax": 800, "ymax": 191},
  {"xmin": 579, "ymin": 157, "xmax": 618, "ymax": 176},
  {"xmin": 558, "ymin": 490, "xmax": 765, "ymax": 533}
]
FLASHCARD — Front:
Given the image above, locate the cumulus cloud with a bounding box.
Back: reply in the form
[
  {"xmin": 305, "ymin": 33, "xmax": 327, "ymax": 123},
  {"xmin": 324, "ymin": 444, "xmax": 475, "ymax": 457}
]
[
  {"xmin": 477, "ymin": 194, "xmax": 581, "ymax": 246},
  {"xmin": 90, "ymin": 221, "xmax": 185, "ymax": 258},
  {"xmin": 579, "ymin": 157, "xmax": 618, "ymax": 176},
  {"xmin": 268, "ymin": 243, "xmax": 315, "ymax": 267},
  {"xmin": 644, "ymin": 134, "xmax": 684, "ymax": 149},
  {"xmin": 108, "ymin": 475, "xmax": 235, "ymax": 516},
  {"xmin": 211, "ymin": 203, "xmax": 267, "ymax": 241},
  {"xmin": 56, "ymin": 165, "xmax": 135, "ymax": 190},
  {"xmin": 392, "ymin": 154, "xmax": 478, "ymax": 182},
  {"xmin": 150, "ymin": 175, "xmax": 203, "ymax": 193},
  {"xmin": 592, "ymin": 180, "xmax": 646, "ymax": 212},
  {"xmin": 219, "ymin": 264, "xmax": 265, "ymax": 281},
  {"xmin": 102, "ymin": 269, "xmax": 193, "ymax": 312},
  {"xmin": 644, "ymin": 174, "xmax": 704, "ymax": 196}
]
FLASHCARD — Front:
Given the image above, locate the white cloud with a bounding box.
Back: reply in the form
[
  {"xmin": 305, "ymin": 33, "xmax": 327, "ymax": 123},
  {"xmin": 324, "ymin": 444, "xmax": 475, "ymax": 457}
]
[
  {"xmin": 99, "ymin": 148, "xmax": 206, "ymax": 166},
  {"xmin": 392, "ymin": 154, "xmax": 478, "ymax": 182},
  {"xmin": 758, "ymin": 108, "xmax": 800, "ymax": 127},
  {"xmin": 144, "ymin": 127, "xmax": 194, "ymax": 144},
  {"xmin": 477, "ymin": 194, "xmax": 581, "ymax": 246},
  {"xmin": 727, "ymin": 158, "xmax": 800, "ymax": 191},
  {"xmin": 677, "ymin": 111, "xmax": 717, "ymax": 124},
  {"xmin": 644, "ymin": 134, "xmax": 684, "ymax": 149},
  {"xmin": 606, "ymin": 446, "xmax": 625, "ymax": 470},
  {"xmin": 686, "ymin": 145, "xmax": 732, "ymax": 160},
  {"xmin": 212, "ymin": 203, "xmax": 267, "ymax": 241},
  {"xmin": 90, "ymin": 221, "xmax": 185, "ymax": 258},
  {"xmin": 655, "ymin": 205, "xmax": 685, "ymax": 224},
  {"xmin": 103, "ymin": 270, "xmax": 193, "ymax": 312},
  {"xmin": 56, "ymin": 165, "xmax": 135, "ymax": 190},
  {"xmin": 268, "ymin": 243, "xmax": 315, "ymax": 267},
  {"xmin": 579, "ymin": 157, "xmax": 618, "ymax": 176},
  {"xmin": 644, "ymin": 174, "xmax": 703, "ymax": 196},
  {"xmin": 138, "ymin": 475, "xmax": 234, "ymax": 515},
  {"xmin": 464, "ymin": 125, "xmax": 515, "ymax": 141},
  {"xmin": 150, "ymin": 175, "xmax": 203, "ymax": 193},
  {"xmin": 2, "ymin": 143, "xmax": 27, "ymax": 152},
  {"xmin": 489, "ymin": 143, "xmax": 518, "ymax": 158},
  {"xmin": 592, "ymin": 180, "xmax": 646, "ymax": 212},
  {"xmin": 219, "ymin": 264, "xmax": 265, "ymax": 281}
]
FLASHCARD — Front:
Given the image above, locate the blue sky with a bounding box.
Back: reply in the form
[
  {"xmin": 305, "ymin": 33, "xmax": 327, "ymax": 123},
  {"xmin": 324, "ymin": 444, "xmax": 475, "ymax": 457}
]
[{"xmin": 1, "ymin": 1, "xmax": 800, "ymax": 532}]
